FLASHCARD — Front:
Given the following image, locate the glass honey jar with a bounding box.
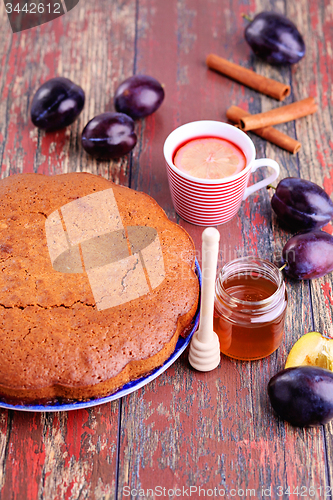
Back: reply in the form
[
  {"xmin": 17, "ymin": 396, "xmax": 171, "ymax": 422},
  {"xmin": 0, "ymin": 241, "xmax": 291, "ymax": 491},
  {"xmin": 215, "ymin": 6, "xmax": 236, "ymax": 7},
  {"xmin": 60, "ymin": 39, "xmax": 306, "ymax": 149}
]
[{"xmin": 213, "ymin": 257, "xmax": 287, "ymax": 361}]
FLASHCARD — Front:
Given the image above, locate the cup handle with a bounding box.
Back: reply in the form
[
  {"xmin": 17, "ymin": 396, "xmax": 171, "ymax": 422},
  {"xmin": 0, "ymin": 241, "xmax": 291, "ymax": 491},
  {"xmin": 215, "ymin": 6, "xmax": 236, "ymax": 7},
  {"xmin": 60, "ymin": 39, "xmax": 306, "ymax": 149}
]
[{"xmin": 242, "ymin": 158, "xmax": 280, "ymax": 201}]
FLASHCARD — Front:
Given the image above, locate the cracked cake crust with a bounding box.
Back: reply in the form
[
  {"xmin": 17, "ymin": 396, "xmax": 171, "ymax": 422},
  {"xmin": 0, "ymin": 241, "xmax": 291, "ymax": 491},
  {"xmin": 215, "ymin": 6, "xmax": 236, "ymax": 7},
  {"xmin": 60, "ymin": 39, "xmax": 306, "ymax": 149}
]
[{"xmin": 0, "ymin": 173, "xmax": 199, "ymax": 404}]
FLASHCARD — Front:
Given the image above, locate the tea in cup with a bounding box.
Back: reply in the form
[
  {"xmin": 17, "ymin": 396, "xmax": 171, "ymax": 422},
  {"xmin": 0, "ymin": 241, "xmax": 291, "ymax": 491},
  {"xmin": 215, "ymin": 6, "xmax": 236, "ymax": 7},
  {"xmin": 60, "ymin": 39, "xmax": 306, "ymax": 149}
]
[{"xmin": 163, "ymin": 120, "xmax": 280, "ymax": 226}]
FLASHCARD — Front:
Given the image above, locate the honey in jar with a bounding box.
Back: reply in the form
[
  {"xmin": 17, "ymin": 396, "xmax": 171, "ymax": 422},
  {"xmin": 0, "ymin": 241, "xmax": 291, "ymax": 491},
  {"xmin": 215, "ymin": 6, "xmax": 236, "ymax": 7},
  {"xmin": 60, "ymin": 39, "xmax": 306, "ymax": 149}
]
[{"xmin": 214, "ymin": 257, "xmax": 287, "ymax": 360}]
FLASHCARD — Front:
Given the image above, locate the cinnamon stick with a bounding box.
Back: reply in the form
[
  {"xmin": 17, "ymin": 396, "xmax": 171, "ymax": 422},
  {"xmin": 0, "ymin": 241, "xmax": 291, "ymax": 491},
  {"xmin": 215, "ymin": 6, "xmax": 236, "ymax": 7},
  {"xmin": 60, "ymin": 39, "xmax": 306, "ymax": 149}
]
[
  {"xmin": 206, "ymin": 53, "xmax": 290, "ymax": 101},
  {"xmin": 239, "ymin": 97, "xmax": 318, "ymax": 131},
  {"xmin": 226, "ymin": 106, "xmax": 301, "ymax": 154}
]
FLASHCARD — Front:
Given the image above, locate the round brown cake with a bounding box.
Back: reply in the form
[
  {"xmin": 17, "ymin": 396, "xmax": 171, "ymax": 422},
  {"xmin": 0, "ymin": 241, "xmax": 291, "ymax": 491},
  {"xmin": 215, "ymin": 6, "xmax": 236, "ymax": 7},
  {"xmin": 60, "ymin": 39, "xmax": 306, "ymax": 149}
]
[{"xmin": 0, "ymin": 173, "xmax": 199, "ymax": 404}]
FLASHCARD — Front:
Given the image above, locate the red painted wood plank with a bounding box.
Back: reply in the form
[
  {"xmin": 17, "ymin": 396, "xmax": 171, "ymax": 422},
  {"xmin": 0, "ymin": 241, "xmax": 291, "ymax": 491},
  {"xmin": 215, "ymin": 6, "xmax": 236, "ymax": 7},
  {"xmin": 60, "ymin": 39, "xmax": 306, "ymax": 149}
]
[
  {"xmin": 0, "ymin": 403, "xmax": 119, "ymax": 499},
  {"xmin": 117, "ymin": 0, "xmax": 332, "ymax": 496},
  {"xmin": 0, "ymin": 1, "xmax": 137, "ymax": 498},
  {"xmin": 0, "ymin": 0, "xmax": 136, "ymax": 184}
]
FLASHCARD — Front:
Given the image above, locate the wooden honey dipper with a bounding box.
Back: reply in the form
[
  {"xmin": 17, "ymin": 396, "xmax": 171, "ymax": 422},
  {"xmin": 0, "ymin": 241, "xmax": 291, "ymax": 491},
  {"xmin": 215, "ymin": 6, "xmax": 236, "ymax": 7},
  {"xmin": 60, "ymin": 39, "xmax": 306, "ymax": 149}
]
[{"xmin": 188, "ymin": 227, "xmax": 221, "ymax": 371}]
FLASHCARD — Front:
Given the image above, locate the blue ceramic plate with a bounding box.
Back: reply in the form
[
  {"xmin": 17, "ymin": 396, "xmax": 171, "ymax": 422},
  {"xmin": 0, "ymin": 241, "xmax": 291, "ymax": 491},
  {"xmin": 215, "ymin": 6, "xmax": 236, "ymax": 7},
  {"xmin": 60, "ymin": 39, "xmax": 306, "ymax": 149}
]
[{"xmin": 0, "ymin": 259, "xmax": 201, "ymax": 412}]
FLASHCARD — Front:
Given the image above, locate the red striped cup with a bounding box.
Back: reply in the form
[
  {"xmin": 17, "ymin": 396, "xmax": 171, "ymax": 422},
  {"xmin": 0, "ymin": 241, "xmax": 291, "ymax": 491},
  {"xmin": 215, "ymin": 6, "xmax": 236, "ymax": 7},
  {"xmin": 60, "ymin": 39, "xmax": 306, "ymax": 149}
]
[{"xmin": 163, "ymin": 121, "xmax": 280, "ymax": 226}]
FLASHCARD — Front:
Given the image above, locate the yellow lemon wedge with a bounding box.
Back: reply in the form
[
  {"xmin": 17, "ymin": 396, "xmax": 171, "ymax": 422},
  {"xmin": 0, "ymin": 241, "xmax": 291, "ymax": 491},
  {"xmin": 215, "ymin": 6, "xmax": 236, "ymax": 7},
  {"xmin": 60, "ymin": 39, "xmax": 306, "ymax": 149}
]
[{"xmin": 285, "ymin": 331, "xmax": 333, "ymax": 371}]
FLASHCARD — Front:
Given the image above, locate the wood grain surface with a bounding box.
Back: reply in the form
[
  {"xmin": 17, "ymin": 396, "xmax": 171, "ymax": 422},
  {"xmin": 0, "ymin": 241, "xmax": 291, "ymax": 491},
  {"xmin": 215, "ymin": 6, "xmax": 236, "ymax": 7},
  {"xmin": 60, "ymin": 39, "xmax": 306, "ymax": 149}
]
[{"xmin": 0, "ymin": 0, "xmax": 332, "ymax": 498}]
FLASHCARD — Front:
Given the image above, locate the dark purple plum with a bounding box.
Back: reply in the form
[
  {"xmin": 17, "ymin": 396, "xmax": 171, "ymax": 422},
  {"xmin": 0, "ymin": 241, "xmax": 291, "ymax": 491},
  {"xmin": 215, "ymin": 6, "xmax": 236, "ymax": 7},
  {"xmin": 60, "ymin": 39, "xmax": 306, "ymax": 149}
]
[
  {"xmin": 282, "ymin": 230, "xmax": 333, "ymax": 280},
  {"xmin": 268, "ymin": 366, "xmax": 333, "ymax": 426},
  {"xmin": 31, "ymin": 77, "xmax": 85, "ymax": 131},
  {"xmin": 114, "ymin": 75, "xmax": 165, "ymax": 119},
  {"xmin": 81, "ymin": 112, "xmax": 137, "ymax": 159},
  {"xmin": 244, "ymin": 11, "xmax": 305, "ymax": 65},
  {"xmin": 271, "ymin": 177, "xmax": 333, "ymax": 231}
]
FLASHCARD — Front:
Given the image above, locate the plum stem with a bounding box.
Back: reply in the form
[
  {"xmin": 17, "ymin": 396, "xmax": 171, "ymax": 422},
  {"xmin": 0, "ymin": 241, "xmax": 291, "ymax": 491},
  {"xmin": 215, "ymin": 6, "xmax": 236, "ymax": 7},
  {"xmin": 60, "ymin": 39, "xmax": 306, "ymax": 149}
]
[
  {"xmin": 267, "ymin": 184, "xmax": 276, "ymax": 190},
  {"xmin": 279, "ymin": 263, "xmax": 287, "ymax": 271},
  {"xmin": 242, "ymin": 13, "xmax": 253, "ymax": 22}
]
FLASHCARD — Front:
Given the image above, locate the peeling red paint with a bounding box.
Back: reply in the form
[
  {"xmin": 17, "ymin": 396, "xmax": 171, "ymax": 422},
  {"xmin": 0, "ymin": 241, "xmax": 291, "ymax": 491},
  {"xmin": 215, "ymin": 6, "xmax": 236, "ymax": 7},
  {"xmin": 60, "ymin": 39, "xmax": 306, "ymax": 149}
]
[
  {"xmin": 321, "ymin": 282, "xmax": 333, "ymax": 307},
  {"xmin": 323, "ymin": 174, "xmax": 333, "ymax": 195},
  {"xmin": 316, "ymin": 141, "xmax": 327, "ymax": 168}
]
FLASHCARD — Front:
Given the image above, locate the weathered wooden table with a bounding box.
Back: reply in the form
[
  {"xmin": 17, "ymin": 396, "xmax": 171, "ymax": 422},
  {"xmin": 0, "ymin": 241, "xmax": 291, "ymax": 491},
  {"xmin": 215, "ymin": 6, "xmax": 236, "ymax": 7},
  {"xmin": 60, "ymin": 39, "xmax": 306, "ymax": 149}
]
[{"xmin": 0, "ymin": 0, "xmax": 332, "ymax": 498}]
